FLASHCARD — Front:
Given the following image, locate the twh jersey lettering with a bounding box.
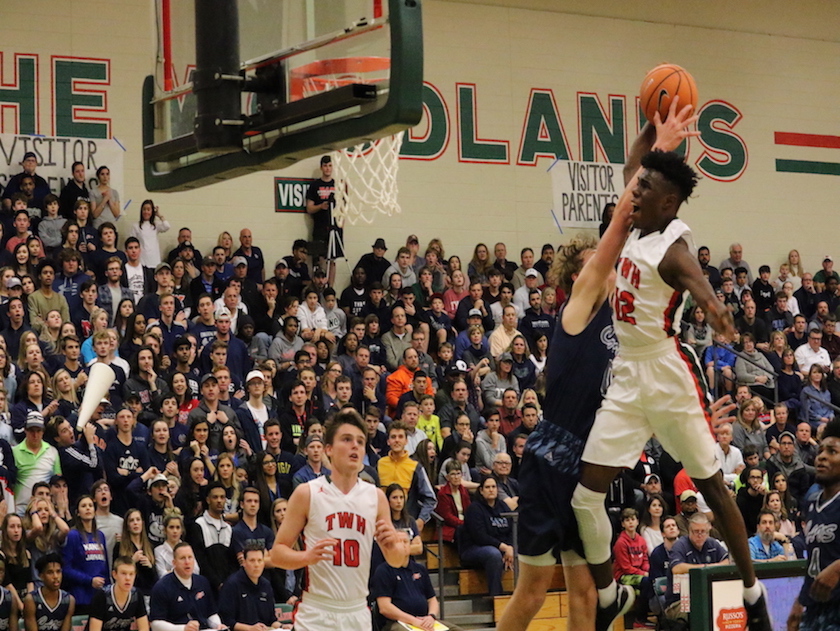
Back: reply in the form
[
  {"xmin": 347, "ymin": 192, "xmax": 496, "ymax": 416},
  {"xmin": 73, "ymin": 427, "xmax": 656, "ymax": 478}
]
[
  {"xmin": 302, "ymin": 475, "xmax": 378, "ymax": 603},
  {"xmin": 612, "ymin": 218, "xmax": 694, "ymax": 348}
]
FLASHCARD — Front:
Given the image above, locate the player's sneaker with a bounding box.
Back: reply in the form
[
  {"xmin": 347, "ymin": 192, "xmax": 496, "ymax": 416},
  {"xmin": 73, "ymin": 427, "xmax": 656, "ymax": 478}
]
[
  {"xmin": 744, "ymin": 581, "xmax": 773, "ymax": 631},
  {"xmin": 595, "ymin": 583, "xmax": 636, "ymax": 631}
]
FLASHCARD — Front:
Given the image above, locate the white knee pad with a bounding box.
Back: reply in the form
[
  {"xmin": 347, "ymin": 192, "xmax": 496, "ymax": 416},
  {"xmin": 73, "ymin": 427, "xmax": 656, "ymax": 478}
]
[{"xmin": 571, "ymin": 484, "xmax": 612, "ymax": 566}]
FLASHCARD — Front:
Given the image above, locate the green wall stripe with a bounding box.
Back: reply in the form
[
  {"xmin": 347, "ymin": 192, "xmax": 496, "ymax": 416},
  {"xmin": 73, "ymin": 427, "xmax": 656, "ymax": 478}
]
[{"xmin": 776, "ymin": 159, "xmax": 840, "ymax": 175}]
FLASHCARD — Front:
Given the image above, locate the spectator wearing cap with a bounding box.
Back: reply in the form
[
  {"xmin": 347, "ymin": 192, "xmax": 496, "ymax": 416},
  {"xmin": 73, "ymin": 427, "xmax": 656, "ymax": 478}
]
[
  {"xmin": 230, "ymin": 256, "xmax": 261, "ymax": 313},
  {"xmin": 2, "ymin": 152, "xmax": 51, "ymax": 212},
  {"xmin": 190, "ymin": 255, "xmax": 224, "ymax": 306},
  {"xmin": 512, "ymin": 268, "xmax": 541, "ymax": 314},
  {"xmin": 236, "ymin": 370, "xmax": 278, "ymax": 453},
  {"xmin": 271, "ymin": 256, "xmax": 301, "ymax": 301},
  {"xmin": 356, "ymin": 238, "xmax": 392, "ymax": 290},
  {"xmin": 765, "ymin": 430, "xmax": 813, "ymax": 505},
  {"xmin": 13, "ymin": 411, "xmax": 62, "ymax": 516},
  {"xmin": 292, "ymin": 435, "xmax": 331, "ymax": 489},
  {"xmin": 127, "ymin": 468, "xmax": 176, "ymax": 547},
  {"xmin": 129, "ymin": 199, "xmax": 170, "ymax": 269},
  {"xmin": 282, "ymin": 239, "xmax": 311, "ymax": 285},
  {"xmin": 188, "ymin": 373, "xmax": 240, "ymax": 454},
  {"xmin": 137, "ymin": 262, "xmax": 185, "ymax": 322},
  {"xmin": 199, "ymin": 307, "xmax": 250, "ymax": 384},
  {"xmin": 454, "ymin": 309, "xmax": 489, "ymax": 361},
  {"xmin": 814, "ymin": 255, "xmax": 840, "ymax": 293},
  {"xmin": 28, "ymin": 259, "xmax": 70, "ymax": 334},
  {"xmin": 167, "ymin": 227, "xmax": 203, "ymax": 264}
]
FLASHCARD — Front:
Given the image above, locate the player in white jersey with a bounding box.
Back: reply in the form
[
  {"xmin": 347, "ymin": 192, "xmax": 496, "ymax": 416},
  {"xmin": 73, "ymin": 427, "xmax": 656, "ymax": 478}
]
[
  {"xmin": 271, "ymin": 409, "xmax": 403, "ymax": 631},
  {"xmin": 571, "ymin": 136, "xmax": 772, "ymax": 630}
]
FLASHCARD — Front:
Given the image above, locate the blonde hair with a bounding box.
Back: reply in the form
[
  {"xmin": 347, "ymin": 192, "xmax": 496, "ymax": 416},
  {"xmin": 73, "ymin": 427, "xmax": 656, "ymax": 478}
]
[
  {"xmin": 52, "ymin": 369, "xmax": 79, "ymax": 405},
  {"xmin": 548, "ymin": 234, "xmax": 598, "ymax": 293}
]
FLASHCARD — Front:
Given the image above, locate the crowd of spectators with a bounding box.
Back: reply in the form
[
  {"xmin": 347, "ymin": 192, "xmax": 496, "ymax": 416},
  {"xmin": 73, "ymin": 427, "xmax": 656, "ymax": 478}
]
[{"xmin": 0, "ymin": 156, "xmax": 829, "ymax": 628}]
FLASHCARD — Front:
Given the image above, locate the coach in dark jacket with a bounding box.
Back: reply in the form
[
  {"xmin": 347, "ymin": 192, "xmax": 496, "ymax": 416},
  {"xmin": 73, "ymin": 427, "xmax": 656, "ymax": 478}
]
[{"xmin": 218, "ymin": 548, "xmax": 278, "ymax": 629}]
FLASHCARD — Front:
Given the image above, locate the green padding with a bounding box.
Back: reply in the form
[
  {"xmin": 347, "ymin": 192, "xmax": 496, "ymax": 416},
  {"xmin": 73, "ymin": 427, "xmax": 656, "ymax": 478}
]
[{"xmin": 275, "ymin": 603, "xmax": 294, "ymax": 613}]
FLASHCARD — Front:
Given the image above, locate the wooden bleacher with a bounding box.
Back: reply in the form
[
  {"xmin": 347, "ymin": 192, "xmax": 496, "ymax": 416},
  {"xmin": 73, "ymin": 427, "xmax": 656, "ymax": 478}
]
[{"xmin": 494, "ymin": 592, "xmax": 569, "ymax": 631}]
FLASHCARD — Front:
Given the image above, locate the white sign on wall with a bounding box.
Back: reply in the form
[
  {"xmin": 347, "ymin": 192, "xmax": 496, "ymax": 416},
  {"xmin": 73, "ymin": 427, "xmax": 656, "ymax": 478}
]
[
  {"xmin": 549, "ymin": 159, "xmax": 624, "ymax": 230},
  {"xmin": 0, "ymin": 134, "xmax": 124, "ymax": 200}
]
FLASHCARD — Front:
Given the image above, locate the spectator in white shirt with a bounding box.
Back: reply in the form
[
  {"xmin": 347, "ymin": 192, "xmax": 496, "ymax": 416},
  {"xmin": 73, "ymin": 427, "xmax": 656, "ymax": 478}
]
[
  {"xmin": 794, "ymin": 329, "xmax": 831, "ymax": 374},
  {"xmin": 714, "ymin": 422, "xmax": 745, "ymax": 488}
]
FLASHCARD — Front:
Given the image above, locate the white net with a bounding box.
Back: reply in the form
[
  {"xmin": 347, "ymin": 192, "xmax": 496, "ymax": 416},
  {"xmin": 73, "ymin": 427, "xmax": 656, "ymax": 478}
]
[
  {"xmin": 331, "ymin": 132, "xmax": 404, "ymax": 225},
  {"xmin": 293, "ymin": 56, "xmax": 402, "ymax": 226}
]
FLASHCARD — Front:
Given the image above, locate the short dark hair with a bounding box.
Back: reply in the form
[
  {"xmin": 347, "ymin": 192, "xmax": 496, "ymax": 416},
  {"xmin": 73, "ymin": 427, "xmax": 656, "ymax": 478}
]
[
  {"xmin": 759, "ymin": 265, "xmax": 771, "ymax": 275},
  {"xmin": 822, "ymin": 419, "xmax": 840, "ymax": 441},
  {"xmin": 640, "ymin": 150, "xmax": 698, "ymax": 203},
  {"xmin": 36, "ymin": 553, "xmax": 63, "ymax": 574}
]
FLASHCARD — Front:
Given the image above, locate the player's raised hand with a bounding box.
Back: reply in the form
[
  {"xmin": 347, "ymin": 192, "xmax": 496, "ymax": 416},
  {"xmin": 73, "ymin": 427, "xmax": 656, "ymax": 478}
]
[
  {"xmin": 304, "ymin": 538, "xmax": 338, "ymax": 565},
  {"xmin": 652, "ymin": 95, "xmax": 701, "ymax": 153},
  {"xmin": 709, "ymin": 395, "xmax": 737, "ymax": 432}
]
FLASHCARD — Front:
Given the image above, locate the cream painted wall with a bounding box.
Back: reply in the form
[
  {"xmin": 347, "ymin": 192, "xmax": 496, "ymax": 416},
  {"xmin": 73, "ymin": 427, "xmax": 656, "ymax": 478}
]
[{"xmin": 2, "ymin": 0, "xmax": 839, "ymax": 285}]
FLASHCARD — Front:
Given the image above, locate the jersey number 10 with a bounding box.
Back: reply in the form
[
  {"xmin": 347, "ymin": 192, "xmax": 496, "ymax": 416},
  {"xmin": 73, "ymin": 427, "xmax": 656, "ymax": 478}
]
[{"xmin": 332, "ymin": 538, "xmax": 361, "ymax": 567}]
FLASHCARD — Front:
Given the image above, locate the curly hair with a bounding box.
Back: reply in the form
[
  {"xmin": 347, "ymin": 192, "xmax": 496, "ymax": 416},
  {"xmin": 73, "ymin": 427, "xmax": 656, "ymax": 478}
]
[
  {"xmin": 548, "ymin": 234, "xmax": 598, "ymax": 293},
  {"xmin": 641, "ymin": 149, "xmax": 699, "ymax": 202}
]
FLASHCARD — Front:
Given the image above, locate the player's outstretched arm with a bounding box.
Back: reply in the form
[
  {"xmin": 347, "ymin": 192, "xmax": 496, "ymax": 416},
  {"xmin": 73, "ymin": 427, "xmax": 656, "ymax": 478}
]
[
  {"xmin": 270, "ymin": 484, "xmax": 337, "ymax": 570},
  {"xmin": 660, "ymin": 238, "xmax": 736, "ymax": 341},
  {"xmin": 569, "ymin": 98, "xmax": 700, "ymax": 322}
]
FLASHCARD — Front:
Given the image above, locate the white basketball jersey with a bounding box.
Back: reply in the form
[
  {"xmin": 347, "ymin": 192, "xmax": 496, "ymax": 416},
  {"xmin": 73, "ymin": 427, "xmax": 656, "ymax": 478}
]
[
  {"xmin": 612, "ymin": 218, "xmax": 695, "ymax": 347},
  {"xmin": 302, "ymin": 475, "xmax": 379, "ymax": 603}
]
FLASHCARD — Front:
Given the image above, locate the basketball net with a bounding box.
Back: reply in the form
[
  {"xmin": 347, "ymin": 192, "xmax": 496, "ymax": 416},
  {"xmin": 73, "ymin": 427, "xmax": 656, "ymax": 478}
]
[{"xmin": 293, "ymin": 57, "xmax": 402, "ymax": 226}]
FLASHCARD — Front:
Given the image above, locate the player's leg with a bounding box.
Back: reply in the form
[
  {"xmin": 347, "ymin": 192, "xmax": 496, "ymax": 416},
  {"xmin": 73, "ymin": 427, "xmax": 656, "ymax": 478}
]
[
  {"xmin": 496, "ymin": 560, "xmax": 556, "ymax": 631},
  {"xmin": 562, "ymin": 550, "xmax": 597, "ymax": 631},
  {"xmin": 654, "ymin": 346, "xmax": 771, "ymax": 630},
  {"xmin": 573, "ymin": 462, "xmax": 623, "ymax": 590}
]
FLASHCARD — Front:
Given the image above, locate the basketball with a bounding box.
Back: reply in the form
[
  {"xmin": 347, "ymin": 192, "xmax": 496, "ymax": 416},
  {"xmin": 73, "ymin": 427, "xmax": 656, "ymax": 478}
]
[{"xmin": 639, "ymin": 64, "xmax": 698, "ymax": 122}]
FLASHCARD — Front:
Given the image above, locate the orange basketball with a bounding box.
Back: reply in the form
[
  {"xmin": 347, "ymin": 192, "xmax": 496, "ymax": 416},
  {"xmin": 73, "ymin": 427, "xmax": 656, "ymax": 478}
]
[{"xmin": 639, "ymin": 64, "xmax": 698, "ymax": 123}]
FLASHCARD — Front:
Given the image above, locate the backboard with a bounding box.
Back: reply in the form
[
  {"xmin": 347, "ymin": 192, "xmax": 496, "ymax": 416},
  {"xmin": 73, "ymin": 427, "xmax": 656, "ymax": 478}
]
[{"xmin": 143, "ymin": 0, "xmax": 423, "ymax": 192}]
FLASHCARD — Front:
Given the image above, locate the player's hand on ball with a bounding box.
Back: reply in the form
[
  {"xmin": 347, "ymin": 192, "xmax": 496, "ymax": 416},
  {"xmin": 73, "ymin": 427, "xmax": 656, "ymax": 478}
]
[
  {"xmin": 652, "ymin": 95, "xmax": 701, "ymax": 153},
  {"xmin": 306, "ymin": 538, "xmax": 338, "ymax": 565}
]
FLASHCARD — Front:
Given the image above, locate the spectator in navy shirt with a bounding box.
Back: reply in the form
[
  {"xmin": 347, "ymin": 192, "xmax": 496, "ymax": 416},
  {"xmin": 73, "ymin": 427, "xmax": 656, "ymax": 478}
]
[
  {"xmin": 218, "ymin": 545, "xmax": 280, "ymax": 630},
  {"xmin": 150, "ymin": 542, "xmax": 224, "ymax": 630}
]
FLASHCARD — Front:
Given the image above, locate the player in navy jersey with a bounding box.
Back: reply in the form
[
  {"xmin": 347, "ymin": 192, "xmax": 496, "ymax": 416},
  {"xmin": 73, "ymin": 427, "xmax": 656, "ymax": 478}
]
[
  {"xmin": 0, "ymin": 567, "xmax": 17, "ymax": 631},
  {"xmin": 23, "ymin": 553, "xmax": 74, "ymax": 631},
  {"xmin": 498, "ymin": 99, "xmax": 702, "ymax": 631},
  {"xmin": 86, "ymin": 556, "xmax": 149, "ymax": 631},
  {"xmin": 789, "ymin": 419, "xmax": 840, "ymax": 630}
]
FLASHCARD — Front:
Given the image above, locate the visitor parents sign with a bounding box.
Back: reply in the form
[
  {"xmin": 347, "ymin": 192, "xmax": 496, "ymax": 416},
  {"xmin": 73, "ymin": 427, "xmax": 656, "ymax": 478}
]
[
  {"xmin": 275, "ymin": 177, "xmax": 314, "ymax": 213},
  {"xmin": 549, "ymin": 159, "xmax": 623, "ymax": 229}
]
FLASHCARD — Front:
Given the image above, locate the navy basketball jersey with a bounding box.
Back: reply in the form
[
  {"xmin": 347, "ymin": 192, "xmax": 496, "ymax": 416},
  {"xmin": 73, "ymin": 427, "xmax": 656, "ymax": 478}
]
[
  {"xmin": 800, "ymin": 488, "xmax": 840, "ymax": 607},
  {"xmin": 543, "ymin": 299, "xmax": 617, "ymax": 439},
  {"xmin": 31, "ymin": 588, "xmax": 72, "ymax": 631},
  {"xmin": 86, "ymin": 584, "xmax": 147, "ymax": 631},
  {"xmin": 0, "ymin": 586, "xmax": 12, "ymax": 631}
]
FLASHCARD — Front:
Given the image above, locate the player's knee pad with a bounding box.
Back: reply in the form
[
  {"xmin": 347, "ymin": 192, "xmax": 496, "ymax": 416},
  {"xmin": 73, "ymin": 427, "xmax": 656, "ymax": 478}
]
[{"xmin": 571, "ymin": 484, "xmax": 612, "ymax": 566}]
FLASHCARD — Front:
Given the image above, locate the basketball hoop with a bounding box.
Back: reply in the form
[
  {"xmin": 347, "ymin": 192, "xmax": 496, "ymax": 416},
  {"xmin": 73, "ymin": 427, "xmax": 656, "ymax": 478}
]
[{"xmin": 290, "ymin": 57, "xmax": 403, "ymax": 225}]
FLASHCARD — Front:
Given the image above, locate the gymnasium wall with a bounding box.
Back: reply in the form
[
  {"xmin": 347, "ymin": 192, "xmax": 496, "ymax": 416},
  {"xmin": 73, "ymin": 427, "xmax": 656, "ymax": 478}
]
[{"xmin": 1, "ymin": 0, "xmax": 839, "ymax": 284}]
